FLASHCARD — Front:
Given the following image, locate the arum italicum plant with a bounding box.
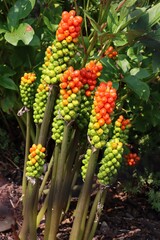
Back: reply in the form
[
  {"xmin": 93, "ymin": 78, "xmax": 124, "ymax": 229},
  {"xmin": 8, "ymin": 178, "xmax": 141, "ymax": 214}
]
[{"xmin": 17, "ymin": 0, "xmax": 160, "ymax": 238}]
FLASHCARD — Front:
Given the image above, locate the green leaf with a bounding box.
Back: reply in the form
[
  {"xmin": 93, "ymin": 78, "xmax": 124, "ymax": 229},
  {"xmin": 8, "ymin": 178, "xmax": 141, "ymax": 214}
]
[
  {"xmin": 0, "ymin": 65, "xmax": 15, "ymax": 77},
  {"xmin": 123, "ymin": 75, "xmax": 150, "ymax": 101},
  {"xmin": 0, "ymin": 90, "xmax": 17, "ymax": 112},
  {"xmin": 130, "ymin": 68, "xmax": 151, "ymax": 80},
  {"xmin": 0, "ymin": 76, "xmax": 18, "ymax": 91},
  {"xmin": 43, "ymin": 16, "xmax": 58, "ymax": 32},
  {"xmin": 107, "ymin": 5, "xmax": 119, "ymax": 32},
  {"xmin": 117, "ymin": 55, "xmax": 131, "ymax": 73},
  {"xmin": 7, "ymin": 0, "xmax": 36, "ymax": 29},
  {"xmin": 0, "ymin": 21, "xmax": 7, "ymax": 34},
  {"xmin": 117, "ymin": 8, "xmax": 146, "ymax": 32},
  {"xmin": 133, "ymin": 3, "xmax": 160, "ymax": 31},
  {"xmin": 5, "ymin": 23, "xmax": 34, "ymax": 46},
  {"xmin": 83, "ymin": 10, "xmax": 101, "ymax": 33},
  {"xmin": 100, "ymin": 57, "xmax": 117, "ymax": 72},
  {"xmin": 152, "ymin": 51, "xmax": 160, "ymax": 73}
]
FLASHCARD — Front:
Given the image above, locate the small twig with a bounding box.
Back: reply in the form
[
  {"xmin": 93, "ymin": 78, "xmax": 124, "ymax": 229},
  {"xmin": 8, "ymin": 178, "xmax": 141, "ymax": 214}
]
[{"xmin": 4, "ymin": 155, "xmax": 21, "ymax": 170}]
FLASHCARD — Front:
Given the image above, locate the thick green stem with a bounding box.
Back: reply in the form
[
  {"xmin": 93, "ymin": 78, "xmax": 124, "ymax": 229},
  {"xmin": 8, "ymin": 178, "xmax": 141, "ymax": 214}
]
[
  {"xmin": 83, "ymin": 187, "xmax": 107, "ymax": 240},
  {"xmin": 69, "ymin": 148, "xmax": 100, "ymax": 240},
  {"xmin": 19, "ymin": 181, "xmax": 37, "ymax": 240},
  {"xmin": 47, "ymin": 124, "xmax": 73, "ymax": 240},
  {"xmin": 88, "ymin": 188, "xmax": 107, "ymax": 240},
  {"xmin": 28, "ymin": 181, "xmax": 39, "ymax": 240},
  {"xmin": 22, "ymin": 111, "xmax": 31, "ymax": 207},
  {"xmin": 44, "ymin": 143, "xmax": 61, "ymax": 240},
  {"xmin": 37, "ymin": 192, "xmax": 49, "ymax": 227},
  {"xmin": 38, "ymin": 152, "xmax": 54, "ymax": 200},
  {"xmin": 38, "ymin": 85, "xmax": 58, "ymax": 146}
]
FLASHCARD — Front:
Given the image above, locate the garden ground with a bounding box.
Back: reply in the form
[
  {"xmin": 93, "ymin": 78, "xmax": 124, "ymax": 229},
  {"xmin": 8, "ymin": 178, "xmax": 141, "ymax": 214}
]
[{"xmin": 0, "ymin": 161, "xmax": 160, "ymax": 240}]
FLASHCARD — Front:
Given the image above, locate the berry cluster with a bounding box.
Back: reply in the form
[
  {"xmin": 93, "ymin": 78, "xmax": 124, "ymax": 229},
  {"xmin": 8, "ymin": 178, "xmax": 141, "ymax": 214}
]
[
  {"xmin": 80, "ymin": 61, "xmax": 103, "ymax": 97},
  {"xmin": 87, "ymin": 81, "xmax": 117, "ymax": 149},
  {"xmin": 105, "ymin": 46, "xmax": 118, "ymax": 59},
  {"xmin": 56, "ymin": 10, "xmax": 83, "ymax": 42},
  {"xmin": 51, "ymin": 96, "xmax": 65, "ymax": 143},
  {"xmin": 52, "ymin": 67, "xmax": 83, "ymax": 142},
  {"xmin": 113, "ymin": 115, "xmax": 131, "ymax": 143},
  {"xmin": 41, "ymin": 40, "xmax": 76, "ymax": 85},
  {"xmin": 26, "ymin": 144, "xmax": 46, "ymax": 178},
  {"xmin": 125, "ymin": 152, "xmax": 140, "ymax": 166},
  {"xmin": 76, "ymin": 61, "xmax": 103, "ymax": 129},
  {"xmin": 97, "ymin": 138, "xmax": 123, "ymax": 185},
  {"xmin": 33, "ymin": 82, "xmax": 49, "ymax": 124},
  {"xmin": 81, "ymin": 148, "xmax": 92, "ymax": 181},
  {"xmin": 59, "ymin": 66, "xmax": 83, "ymax": 122},
  {"xmin": 20, "ymin": 72, "xmax": 36, "ymax": 108}
]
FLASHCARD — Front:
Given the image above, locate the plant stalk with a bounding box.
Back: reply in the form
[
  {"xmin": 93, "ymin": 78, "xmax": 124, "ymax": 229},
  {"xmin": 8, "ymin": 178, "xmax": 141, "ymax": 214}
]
[{"xmin": 69, "ymin": 148, "xmax": 100, "ymax": 240}]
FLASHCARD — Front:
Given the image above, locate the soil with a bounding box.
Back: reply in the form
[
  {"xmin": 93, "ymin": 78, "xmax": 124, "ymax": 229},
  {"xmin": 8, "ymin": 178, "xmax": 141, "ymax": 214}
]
[{"xmin": 0, "ymin": 160, "xmax": 160, "ymax": 240}]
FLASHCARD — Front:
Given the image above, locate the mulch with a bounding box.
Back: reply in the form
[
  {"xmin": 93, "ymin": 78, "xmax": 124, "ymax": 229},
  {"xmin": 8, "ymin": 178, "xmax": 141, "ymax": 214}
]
[{"xmin": 0, "ymin": 161, "xmax": 160, "ymax": 240}]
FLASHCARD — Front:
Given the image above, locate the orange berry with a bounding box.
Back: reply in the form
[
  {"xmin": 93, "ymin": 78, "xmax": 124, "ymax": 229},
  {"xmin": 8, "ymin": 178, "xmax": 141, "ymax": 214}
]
[{"xmin": 98, "ymin": 118, "xmax": 105, "ymax": 126}]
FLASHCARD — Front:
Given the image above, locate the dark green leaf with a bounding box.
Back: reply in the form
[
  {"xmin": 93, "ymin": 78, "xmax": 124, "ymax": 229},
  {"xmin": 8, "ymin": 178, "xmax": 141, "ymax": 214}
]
[
  {"xmin": 5, "ymin": 23, "xmax": 34, "ymax": 46},
  {"xmin": 43, "ymin": 16, "xmax": 58, "ymax": 32},
  {"xmin": 130, "ymin": 68, "xmax": 151, "ymax": 80},
  {"xmin": 123, "ymin": 75, "xmax": 150, "ymax": 101},
  {"xmin": 7, "ymin": 0, "xmax": 36, "ymax": 29},
  {"xmin": 0, "ymin": 76, "xmax": 18, "ymax": 91},
  {"xmin": 83, "ymin": 10, "xmax": 101, "ymax": 33},
  {"xmin": 0, "ymin": 90, "xmax": 17, "ymax": 112},
  {"xmin": 133, "ymin": 3, "xmax": 160, "ymax": 31},
  {"xmin": 100, "ymin": 57, "xmax": 117, "ymax": 72},
  {"xmin": 0, "ymin": 65, "xmax": 15, "ymax": 77}
]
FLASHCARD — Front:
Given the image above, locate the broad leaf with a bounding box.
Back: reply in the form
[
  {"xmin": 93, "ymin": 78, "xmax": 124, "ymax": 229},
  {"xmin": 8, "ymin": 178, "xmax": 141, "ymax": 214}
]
[
  {"xmin": 43, "ymin": 16, "xmax": 58, "ymax": 32},
  {"xmin": 130, "ymin": 68, "xmax": 151, "ymax": 80},
  {"xmin": 0, "ymin": 76, "xmax": 18, "ymax": 91},
  {"xmin": 7, "ymin": 0, "xmax": 35, "ymax": 29},
  {"xmin": 0, "ymin": 65, "xmax": 15, "ymax": 77},
  {"xmin": 117, "ymin": 55, "xmax": 131, "ymax": 73},
  {"xmin": 133, "ymin": 2, "xmax": 160, "ymax": 31},
  {"xmin": 0, "ymin": 90, "xmax": 17, "ymax": 112},
  {"xmin": 5, "ymin": 23, "xmax": 34, "ymax": 46},
  {"xmin": 123, "ymin": 75, "xmax": 150, "ymax": 101}
]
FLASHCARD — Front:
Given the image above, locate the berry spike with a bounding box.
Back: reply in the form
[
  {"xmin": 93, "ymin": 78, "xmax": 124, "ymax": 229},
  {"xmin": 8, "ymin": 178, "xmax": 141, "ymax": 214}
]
[
  {"xmin": 33, "ymin": 81, "xmax": 50, "ymax": 124},
  {"xmin": 87, "ymin": 81, "xmax": 117, "ymax": 149},
  {"xmin": 20, "ymin": 72, "xmax": 37, "ymax": 108},
  {"xmin": 97, "ymin": 138, "xmax": 124, "ymax": 186},
  {"xmin": 26, "ymin": 144, "xmax": 46, "ymax": 179},
  {"xmin": 56, "ymin": 10, "xmax": 83, "ymax": 43},
  {"xmin": 76, "ymin": 61, "xmax": 103, "ymax": 130}
]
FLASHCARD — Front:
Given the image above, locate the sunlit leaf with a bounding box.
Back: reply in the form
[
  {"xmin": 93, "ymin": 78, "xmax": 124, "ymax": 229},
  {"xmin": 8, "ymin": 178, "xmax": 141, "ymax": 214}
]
[{"xmin": 5, "ymin": 23, "xmax": 34, "ymax": 46}]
